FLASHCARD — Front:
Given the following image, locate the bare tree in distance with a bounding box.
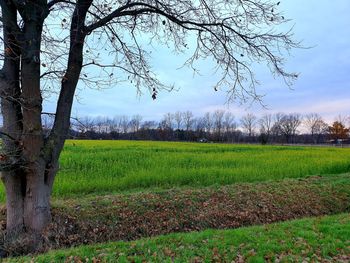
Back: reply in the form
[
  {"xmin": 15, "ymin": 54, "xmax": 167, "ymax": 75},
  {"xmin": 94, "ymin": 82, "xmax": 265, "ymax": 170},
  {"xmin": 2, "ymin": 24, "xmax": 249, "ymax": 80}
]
[
  {"xmin": 130, "ymin": 114, "xmax": 143, "ymax": 133},
  {"xmin": 213, "ymin": 109, "xmax": 225, "ymax": 140},
  {"xmin": 110, "ymin": 116, "xmax": 122, "ymax": 133},
  {"xmin": 162, "ymin": 112, "xmax": 174, "ymax": 130},
  {"xmin": 68, "ymin": 111, "xmax": 348, "ymax": 143},
  {"xmin": 304, "ymin": 113, "xmax": 328, "ymax": 144},
  {"xmin": 241, "ymin": 113, "xmax": 257, "ymax": 137},
  {"xmin": 203, "ymin": 112, "xmax": 213, "ymax": 134},
  {"xmin": 223, "ymin": 111, "xmax": 236, "ymax": 142},
  {"xmin": 271, "ymin": 112, "xmax": 285, "ymax": 140},
  {"xmin": 141, "ymin": 120, "xmax": 157, "ymax": 130},
  {"xmin": 173, "ymin": 111, "xmax": 183, "ymax": 140},
  {"xmin": 223, "ymin": 112, "xmax": 236, "ymax": 133},
  {"xmin": 259, "ymin": 114, "xmax": 274, "ymax": 144},
  {"xmin": 278, "ymin": 113, "xmax": 302, "ymax": 143},
  {"xmin": 174, "ymin": 111, "xmax": 183, "ymax": 131},
  {"xmin": 94, "ymin": 116, "xmax": 108, "ymax": 134},
  {"xmin": 194, "ymin": 117, "xmax": 206, "ymax": 134},
  {"xmin": 120, "ymin": 115, "xmax": 130, "ymax": 134},
  {"xmin": 183, "ymin": 111, "xmax": 195, "ymax": 132},
  {"xmin": 0, "ymin": 0, "xmax": 300, "ymax": 252}
]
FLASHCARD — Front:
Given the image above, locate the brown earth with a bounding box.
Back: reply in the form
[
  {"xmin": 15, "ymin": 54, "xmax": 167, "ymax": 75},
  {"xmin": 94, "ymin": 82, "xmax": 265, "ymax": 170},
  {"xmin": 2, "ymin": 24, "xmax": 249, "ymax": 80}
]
[{"xmin": 1, "ymin": 175, "xmax": 350, "ymax": 255}]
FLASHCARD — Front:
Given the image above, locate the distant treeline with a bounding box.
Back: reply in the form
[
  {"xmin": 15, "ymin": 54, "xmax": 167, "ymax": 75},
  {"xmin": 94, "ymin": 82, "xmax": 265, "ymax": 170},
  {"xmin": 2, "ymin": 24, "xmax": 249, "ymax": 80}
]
[{"xmin": 41, "ymin": 111, "xmax": 349, "ymax": 144}]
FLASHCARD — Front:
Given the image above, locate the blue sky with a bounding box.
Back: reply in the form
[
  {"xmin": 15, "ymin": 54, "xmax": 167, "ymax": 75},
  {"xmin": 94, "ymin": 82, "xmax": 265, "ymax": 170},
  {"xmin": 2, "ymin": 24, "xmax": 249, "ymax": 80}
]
[{"xmin": 45, "ymin": 0, "xmax": 350, "ymax": 122}]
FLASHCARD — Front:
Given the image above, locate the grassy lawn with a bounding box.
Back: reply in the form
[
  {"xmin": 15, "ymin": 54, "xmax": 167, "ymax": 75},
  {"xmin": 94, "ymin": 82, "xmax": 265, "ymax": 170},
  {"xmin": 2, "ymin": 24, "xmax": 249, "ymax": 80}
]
[
  {"xmin": 2, "ymin": 140, "xmax": 349, "ymax": 201},
  {"xmin": 6, "ymin": 213, "xmax": 350, "ymax": 262}
]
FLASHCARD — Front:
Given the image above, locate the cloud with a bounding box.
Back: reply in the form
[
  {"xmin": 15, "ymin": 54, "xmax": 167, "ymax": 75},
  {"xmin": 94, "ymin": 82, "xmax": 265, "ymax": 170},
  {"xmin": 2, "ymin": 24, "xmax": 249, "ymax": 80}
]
[{"xmin": 42, "ymin": 0, "xmax": 350, "ymax": 122}]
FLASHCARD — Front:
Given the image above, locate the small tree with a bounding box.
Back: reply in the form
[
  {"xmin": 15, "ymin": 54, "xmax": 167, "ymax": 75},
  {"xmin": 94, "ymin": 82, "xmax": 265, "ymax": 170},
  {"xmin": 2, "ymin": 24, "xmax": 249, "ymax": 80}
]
[{"xmin": 0, "ymin": 0, "xmax": 299, "ymax": 252}]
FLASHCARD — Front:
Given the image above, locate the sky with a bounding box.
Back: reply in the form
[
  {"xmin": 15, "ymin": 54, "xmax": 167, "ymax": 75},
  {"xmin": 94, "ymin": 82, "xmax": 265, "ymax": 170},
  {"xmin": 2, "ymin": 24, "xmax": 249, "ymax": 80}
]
[{"xmin": 44, "ymin": 0, "xmax": 350, "ymax": 122}]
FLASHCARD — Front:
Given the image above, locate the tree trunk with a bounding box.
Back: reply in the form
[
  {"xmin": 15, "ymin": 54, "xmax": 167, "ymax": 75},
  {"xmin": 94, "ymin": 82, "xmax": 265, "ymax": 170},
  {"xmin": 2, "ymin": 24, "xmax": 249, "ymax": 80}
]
[
  {"xmin": 23, "ymin": 160, "xmax": 52, "ymax": 233},
  {"xmin": 0, "ymin": 0, "xmax": 91, "ymax": 256},
  {"xmin": 2, "ymin": 171, "xmax": 25, "ymax": 234},
  {"xmin": 1, "ymin": 159, "xmax": 58, "ymax": 254}
]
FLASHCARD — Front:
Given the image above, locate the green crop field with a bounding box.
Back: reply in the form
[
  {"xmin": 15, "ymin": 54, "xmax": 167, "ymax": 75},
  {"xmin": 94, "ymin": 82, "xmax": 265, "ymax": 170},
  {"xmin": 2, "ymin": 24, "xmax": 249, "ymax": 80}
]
[
  {"xmin": 1, "ymin": 140, "xmax": 350, "ymax": 260},
  {"xmin": 2, "ymin": 140, "xmax": 350, "ymax": 201}
]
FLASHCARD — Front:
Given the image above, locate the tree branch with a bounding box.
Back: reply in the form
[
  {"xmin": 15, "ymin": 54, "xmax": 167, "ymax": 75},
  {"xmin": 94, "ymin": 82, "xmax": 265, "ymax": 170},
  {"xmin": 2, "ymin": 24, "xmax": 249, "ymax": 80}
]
[
  {"xmin": 45, "ymin": 0, "xmax": 93, "ymax": 161},
  {"xmin": 48, "ymin": 0, "xmax": 75, "ymax": 9}
]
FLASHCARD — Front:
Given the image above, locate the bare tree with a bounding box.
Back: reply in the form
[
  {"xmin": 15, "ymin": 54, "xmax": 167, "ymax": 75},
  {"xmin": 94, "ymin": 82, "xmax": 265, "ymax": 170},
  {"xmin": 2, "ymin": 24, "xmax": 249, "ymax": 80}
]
[
  {"xmin": 240, "ymin": 113, "xmax": 257, "ymax": 137},
  {"xmin": 271, "ymin": 112, "xmax": 284, "ymax": 138},
  {"xmin": 223, "ymin": 111, "xmax": 236, "ymax": 133},
  {"xmin": 259, "ymin": 114, "xmax": 274, "ymax": 143},
  {"xmin": 104, "ymin": 117, "xmax": 114, "ymax": 134},
  {"xmin": 278, "ymin": 113, "xmax": 302, "ymax": 143},
  {"xmin": 203, "ymin": 112, "xmax": 213, "ymax": 134},
  {"xmin": 222, "ymin": 111, "xmax": 236, "ymax": 142},
  {"xmin": 94, "ymin": 116, "xmax": 108, "ymax": 134},
  {"xmin": 0, "ymin": 0, "xmax": 299, "ymax": 251},
  {"xmin": 213, "ymin": 109, "xmax": 225, "ymax": 139},
  {"xmin": 141, "ymin": 120, "xmax": 157, "ymax": 130},
  {"xmin": 110, "ymin": 116, "xmax": 122, "ymax": 133},
  {"xmin": 129, "ymin": 114, "xmax": 143, "ymax": 133},
  {"xmin": 304, "ymin": 113, "xmax": 328, "ymax": 143},
  {"xmin": 174, "ymin": 111, "xmax": 183, "ymax": 131},
  {"xmin": 194, "ymin": 117, "xmax": 206, "ymax": 133},
  {"xmin": 183, "ymin": 111, "xmax": 194, "ymax": 132},
  {"xmin": 162, "ymin": 112, "xmax": 174, "ymax": 130},
  {"xmin": 120, "ymin": 115, "xmax": 130, "ymax": 134}
]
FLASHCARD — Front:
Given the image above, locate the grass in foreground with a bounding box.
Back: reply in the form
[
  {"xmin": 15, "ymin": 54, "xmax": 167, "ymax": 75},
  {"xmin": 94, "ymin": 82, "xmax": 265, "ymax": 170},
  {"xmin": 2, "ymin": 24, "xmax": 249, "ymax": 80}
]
[
  {"xmin": 7, "ymin": 213, "xmax": 350, "ymax": 262},
  {"xmin": 2, "ymin": 140, "xmax": 349, "ymax": 200}
]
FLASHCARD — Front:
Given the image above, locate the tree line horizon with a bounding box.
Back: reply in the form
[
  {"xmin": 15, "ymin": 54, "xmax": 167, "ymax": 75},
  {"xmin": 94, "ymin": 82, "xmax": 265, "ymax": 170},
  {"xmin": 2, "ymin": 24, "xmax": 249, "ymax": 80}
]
[{"xmin": 39, "ymin": 111, "xmax": 350, "ymax": 144}]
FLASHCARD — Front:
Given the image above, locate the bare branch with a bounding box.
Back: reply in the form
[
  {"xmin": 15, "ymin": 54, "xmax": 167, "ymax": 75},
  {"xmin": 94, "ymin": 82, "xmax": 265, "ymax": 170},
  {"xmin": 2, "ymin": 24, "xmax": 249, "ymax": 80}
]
[{"xmin": 48, "ymin": 0, "xmax": 75, "ymax": 9}]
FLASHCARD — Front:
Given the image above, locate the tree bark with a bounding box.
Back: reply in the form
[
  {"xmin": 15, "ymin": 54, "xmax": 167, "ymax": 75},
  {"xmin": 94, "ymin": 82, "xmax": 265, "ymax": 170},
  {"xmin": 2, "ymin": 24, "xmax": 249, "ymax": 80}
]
[
  {"xmin": 2, "ymin": 171, "xmax": 25, "ymax": 234},
  {"xmin": 1, "ymin": 160, "xmax": 57, "ymax": 253}
]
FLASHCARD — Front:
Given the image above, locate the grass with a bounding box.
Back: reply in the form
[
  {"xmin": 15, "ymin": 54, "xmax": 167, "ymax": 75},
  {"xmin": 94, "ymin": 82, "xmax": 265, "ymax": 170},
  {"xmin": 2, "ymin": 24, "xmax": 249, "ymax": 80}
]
[
  {"xmin": 0, "ymin": 140, "xmax": 349, "ymax": 260},
  {"xmin": 2, "ymin": 140, "xmax": 350, "ymax": 201},
  {"xmin": 6, "ymin": 213, "xmax": 350, "ymax": 262}
]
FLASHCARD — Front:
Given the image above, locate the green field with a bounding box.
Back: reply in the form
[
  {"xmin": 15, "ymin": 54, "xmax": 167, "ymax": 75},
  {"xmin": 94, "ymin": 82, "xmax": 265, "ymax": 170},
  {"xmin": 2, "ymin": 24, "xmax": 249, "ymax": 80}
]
[
  {"xmin": 2, "ymin": 140, "xmax": 350, "ymax": 201},
  {"xmin": 7, "ymin": 213, "xmax": 350, "ymax": 262},
  {"xmin": 1, "ymin": 140, "xmax": 350, "ymax": 260}
]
